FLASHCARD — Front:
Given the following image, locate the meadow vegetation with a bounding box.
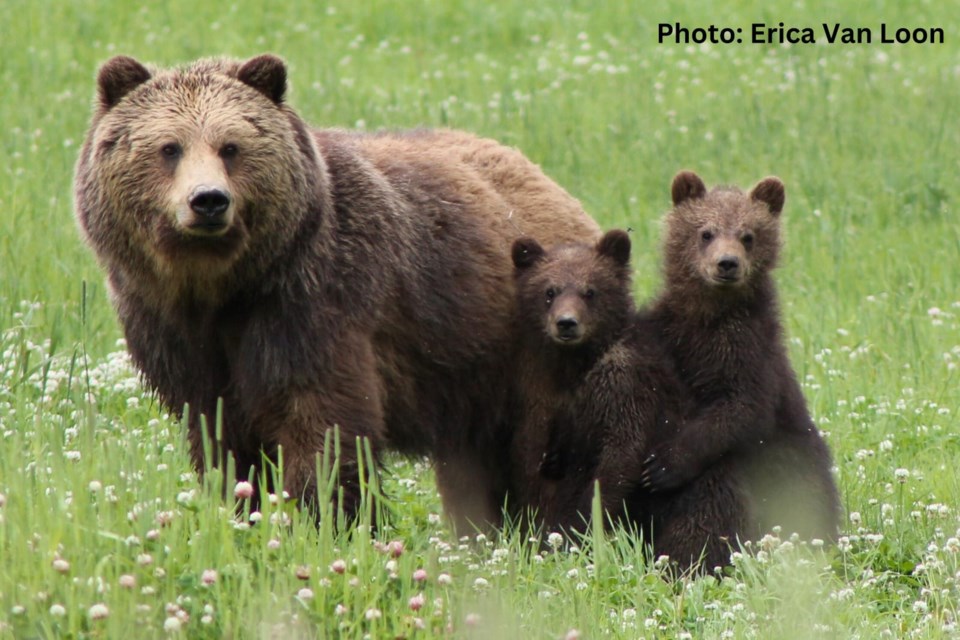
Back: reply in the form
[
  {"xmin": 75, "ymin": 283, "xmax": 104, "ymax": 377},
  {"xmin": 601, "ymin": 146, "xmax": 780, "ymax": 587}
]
[{"xmin": 0, "ymin": 1, "xmax": 958, "ymax": 637}]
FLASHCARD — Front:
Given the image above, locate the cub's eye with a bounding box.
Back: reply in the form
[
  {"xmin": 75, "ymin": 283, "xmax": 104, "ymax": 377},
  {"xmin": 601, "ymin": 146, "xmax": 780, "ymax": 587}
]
[
  {"xmin": 160, "ymin": 143, "xmax": 182, "ymax": 159},
  {"xmin": 742, "ymin": 232, "xmax": 754, "ymax": 249},
  {"xmin": 584, "ymin": 288, "xmax": 596, "ymax": 300},
  {"xmin": 545, "ymin": 288, "xmax": 557, "ymax": 303},
  {"xmin": 700, "ymin": 230, "xmax": 714, "ymax": 243},
  {"xmin": 220, "ymin": 143, "xmax": 239, "ymax": 159}
]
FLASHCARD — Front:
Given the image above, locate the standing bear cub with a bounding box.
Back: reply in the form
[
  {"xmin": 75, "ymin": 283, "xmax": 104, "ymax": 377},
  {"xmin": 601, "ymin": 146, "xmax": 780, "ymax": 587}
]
[
  {"xmin": 637, "ymin": 171, "xmax": 842, "ymax": 569},
  {"xmin": 507, "ymin": 230, "xmax": 683, "ymax": 535},
  {"xmin": 74, "ymin": 54, "xmax": 600, "ymax": 532}
]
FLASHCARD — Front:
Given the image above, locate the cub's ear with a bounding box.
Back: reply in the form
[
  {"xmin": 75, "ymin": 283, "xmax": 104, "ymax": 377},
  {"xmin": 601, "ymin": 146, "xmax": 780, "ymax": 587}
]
[
  {"xmin": 597, "ymin": 229, "xmax": 631, "ymax": 267},
  {"xmin": 671, "ymin": 170, "xmax": 707, "ymax": 206},
  {"xmin": 512, "ymin": 237, "xmax": 545, "ymax": 270},
  {"xmin": 97, "ymin": 56, "xmax": 151, "ymax": 110},
  {"xmin": 237, "ymin": 54, "xmax": 287, "ymax": 103},
  {"xmin": 750, "ymin": 177, "xmax": 785, "ymax": 216}
]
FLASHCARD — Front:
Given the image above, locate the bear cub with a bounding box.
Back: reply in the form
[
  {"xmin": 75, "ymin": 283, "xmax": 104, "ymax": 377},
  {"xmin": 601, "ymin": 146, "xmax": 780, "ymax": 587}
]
[
  {"xmin": 635, "ymin": 171, "xmax": 842, "ymax": 568},
  {"xmin": 506, "ymin": 230, "xmax": 681, "ymax": 534}
]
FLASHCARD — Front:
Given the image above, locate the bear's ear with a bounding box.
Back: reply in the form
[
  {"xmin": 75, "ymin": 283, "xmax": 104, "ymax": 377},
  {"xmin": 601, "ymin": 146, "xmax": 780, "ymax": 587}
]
[
  {"xmin": 597, "ymin": 229, "xmax": 631, "ymax": 267},
  {"xmin": 237, "ymin": 54, "xmax": 287, "ymax": 104},
  {"xmin": 97, "ymin": 56, "xmax": 151, "ymax": 110},
  {"xmin": 671, "ymin": 171, "xmax": 707, "ymax": 206},
  {"xmin": 512, "ymin": 237, "xmax": 545, "ymax": 270},
  {"xmin": 750, "ymin": 177, "xmax": 785, "ymax": 217}
]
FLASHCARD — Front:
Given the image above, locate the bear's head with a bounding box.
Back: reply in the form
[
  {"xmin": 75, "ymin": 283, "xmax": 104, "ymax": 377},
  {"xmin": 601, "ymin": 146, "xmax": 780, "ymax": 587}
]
[
  {"xmin": 512, "ymin": 229, "xmax": 633, "ymax": 350},
  {"xmin": 665, "ymin": 171, "xmax": 784, "ymax": 295},
  {"xmin": 75, "ymin": 54, "xmax": 326, "ymax": 296}
]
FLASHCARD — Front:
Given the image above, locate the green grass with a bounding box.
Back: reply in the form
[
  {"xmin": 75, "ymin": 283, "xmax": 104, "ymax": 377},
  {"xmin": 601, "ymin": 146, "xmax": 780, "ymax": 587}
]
[{"xmin": 2, "ymin": 0, "xmax": 959, "ymax": 637}]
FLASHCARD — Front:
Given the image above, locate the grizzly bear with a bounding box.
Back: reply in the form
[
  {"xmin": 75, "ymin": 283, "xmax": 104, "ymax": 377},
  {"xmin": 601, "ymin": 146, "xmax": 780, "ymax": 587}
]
[
  {"xmin": 634, "ymin": 171, "xmax": 842, "ymax": 569},
  {"xmin": 74, "ymin": 54, "xmax": 600, "ymax": 532},
  {"xmin": 506, "ymin": 230, "xmax": 687, "ymax": 535}
]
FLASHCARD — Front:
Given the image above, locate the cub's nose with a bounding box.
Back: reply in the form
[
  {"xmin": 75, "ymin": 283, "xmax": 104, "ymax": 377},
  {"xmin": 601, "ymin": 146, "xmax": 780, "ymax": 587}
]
[
  {"xmin": 555, "ymin": 316, "xmax": 581, "ymax": 341},
  {"xmin": 189, "ymin": 188, "xmax": 231, "ymax": 220},
  {"xmin": 717, "ymin": 255, "xmax": 740, "ymax": 276}
]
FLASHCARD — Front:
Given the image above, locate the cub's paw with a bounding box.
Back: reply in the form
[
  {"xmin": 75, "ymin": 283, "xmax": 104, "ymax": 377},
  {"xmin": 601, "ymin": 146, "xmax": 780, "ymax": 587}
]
[
  {"xmin": 638, "ymin": 445, "xmax": 696, "ymax": 493},
  {"xmin": 538, "ymin": 447, "xmax": 565, "ymax": 480}
]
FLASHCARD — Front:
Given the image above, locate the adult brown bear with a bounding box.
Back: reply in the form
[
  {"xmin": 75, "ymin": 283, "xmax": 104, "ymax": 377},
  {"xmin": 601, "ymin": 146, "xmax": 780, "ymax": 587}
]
[{"xmin": 74, "ymin": 54, "xmax": 600, "ymax": 532}]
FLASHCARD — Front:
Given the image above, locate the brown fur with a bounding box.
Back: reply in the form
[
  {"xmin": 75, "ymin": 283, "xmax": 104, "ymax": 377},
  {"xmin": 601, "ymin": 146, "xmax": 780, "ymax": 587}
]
[
  {"xmin": 635, "ymin": 171, "xmax": 841, "ymax": 569},
  {"xmin": 74, "ymin": 54, "xmax": 600, "ymax": 532},
  {"xmin": 506, "ymin": 230, "xmax": 665, "ymax": 531}
]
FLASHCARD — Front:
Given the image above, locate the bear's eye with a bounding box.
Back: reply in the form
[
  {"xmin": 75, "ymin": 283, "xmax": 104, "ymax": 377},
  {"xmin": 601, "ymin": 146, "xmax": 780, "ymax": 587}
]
[
  {"xmin": 220, "ymin": 143, "xmax": 239, "ymax": 159},
  {"xmin": 160, "ymin": 143, "xmax": 182, "ymax": 159},
  {"xmin": 584, "ymin": 288, "xmax": 596, "ymax": 300},
  {"xmin": 545, "ymin": 288, "xmax": 557, "ymax": 303},
  {"xmin": 742, "ymin": 232, "xmax": 754, "ymax": 249},
  {"xmin": 700, "ymin": 229, "xmax": 714, "ymax": 243}
]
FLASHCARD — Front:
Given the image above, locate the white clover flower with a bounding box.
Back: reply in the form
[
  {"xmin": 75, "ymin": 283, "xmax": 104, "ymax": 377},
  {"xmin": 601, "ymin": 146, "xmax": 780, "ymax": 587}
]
[
  {"xmin": 546, "ymin": 532, "xmax": 564, "ymax": 549},
  {"xmin": 234, "ymin": 481, "xmax": 254, "ymax": 500},
  {"xmin": 269, "ymin": 511, "xmax": 291, "ymax": 526},
  {"xmin": 163, "ymin": 616, "xmax": 181, "ymax": 632},
  {"xmin": 408, "ymin": 593, "xmax": 425, "ymax": 611},
  {"xmin": 88, "ymin": 603, "xmax": 109, "ymax": 620}
]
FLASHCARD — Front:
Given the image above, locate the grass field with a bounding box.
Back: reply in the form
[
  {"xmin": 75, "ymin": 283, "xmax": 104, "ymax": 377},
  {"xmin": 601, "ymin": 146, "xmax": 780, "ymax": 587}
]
[{"xmin": 1, "ymin": 0, "xmax": 959, "ymax": 637}]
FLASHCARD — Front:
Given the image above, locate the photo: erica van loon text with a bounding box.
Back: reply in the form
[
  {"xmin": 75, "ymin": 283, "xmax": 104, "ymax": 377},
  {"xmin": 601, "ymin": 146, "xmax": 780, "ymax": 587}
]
[{"xmin": 659, "ymin": 22, "xmax": 945, "ymax": 45}]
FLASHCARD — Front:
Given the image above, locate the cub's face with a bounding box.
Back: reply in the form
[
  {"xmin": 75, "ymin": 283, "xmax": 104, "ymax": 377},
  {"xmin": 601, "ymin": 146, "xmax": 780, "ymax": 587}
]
[
  {"xmin": 76, "ymin": 55, "xmax": 312, "ymax": 275},
  {"xmin": 667, "ymin": 171, "xmax": 785, "ymax": 291},
  {"xmin": 512, "ymin": 230, "xmax": 633, "ymax": 349}
]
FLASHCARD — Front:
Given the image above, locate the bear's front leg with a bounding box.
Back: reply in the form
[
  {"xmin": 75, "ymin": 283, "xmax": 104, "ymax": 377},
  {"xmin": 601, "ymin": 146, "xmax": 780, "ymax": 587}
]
[
  {"xmin": 639, "ymin": 396, "xmax": 775, "ymax": 493},
  {"xmin": 247, "ymin": 336, "xmax": 387, "ymax": 526}
]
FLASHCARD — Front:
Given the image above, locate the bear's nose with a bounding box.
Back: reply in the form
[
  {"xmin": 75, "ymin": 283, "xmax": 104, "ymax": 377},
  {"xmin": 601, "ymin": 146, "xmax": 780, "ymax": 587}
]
[
  {"xmin": 717, "ymin": 256, "xmax": 740, "ymax": 275},
  {"xmin": 189, "ymin": 188, "xmax": 231, "ymax": 219},
  {"xmin": 555, "ymin": 316, "xmax": 579, "ymax": 337}
]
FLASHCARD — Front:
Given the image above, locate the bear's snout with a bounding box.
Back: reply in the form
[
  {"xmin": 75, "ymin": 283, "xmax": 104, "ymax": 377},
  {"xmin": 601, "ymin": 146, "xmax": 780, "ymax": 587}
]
[
  {"xmin": 716, "ymin": 255, "xmax": 741, "ymax": 280},
  {"xmin": 184, "ymin": 187, "xmax": 233, "ymax": 233},
  {"xmin": 551, "ymin": 314, "xmax": 583, "ymax": 343}
]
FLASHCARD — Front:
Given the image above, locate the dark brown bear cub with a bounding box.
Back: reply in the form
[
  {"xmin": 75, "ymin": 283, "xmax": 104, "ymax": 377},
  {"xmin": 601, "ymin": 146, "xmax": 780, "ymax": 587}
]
[
  {"xmin": 507, "ymin": 230, "xmax": 679, "ymax": 533},
  {"xmin": 637, "ymin": 171, "xmax": 841, "ymax": 569},
  {"xmin": 74, "ymin": 54, "xmax": 600, "ymax": 532}
]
